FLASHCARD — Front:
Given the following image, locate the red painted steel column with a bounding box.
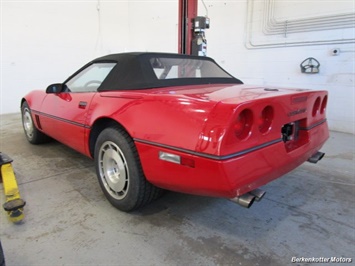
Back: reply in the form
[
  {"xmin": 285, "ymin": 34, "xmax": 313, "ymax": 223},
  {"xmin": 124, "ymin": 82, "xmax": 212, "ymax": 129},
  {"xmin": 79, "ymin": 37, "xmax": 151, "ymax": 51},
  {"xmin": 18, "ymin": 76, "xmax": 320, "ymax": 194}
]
[{"xmin": 178, "ymin": 0, "xmax": 198, "ymax": 55}]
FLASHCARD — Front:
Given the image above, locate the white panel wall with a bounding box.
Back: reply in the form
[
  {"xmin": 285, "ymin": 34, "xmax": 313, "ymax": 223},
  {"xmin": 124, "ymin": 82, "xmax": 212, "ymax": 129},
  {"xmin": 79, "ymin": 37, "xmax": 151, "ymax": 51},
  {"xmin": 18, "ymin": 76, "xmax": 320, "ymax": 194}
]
[
  {"xmin": 1, "ymin": 1, "xmax": 177, "ymax": 114},
  {"xmin": 1, "ymin": 0, "xmax": 354, "ymax": 134},
  {"xmin": 202, "ymin": 1, "xmax": 355, "ymax": 134}
]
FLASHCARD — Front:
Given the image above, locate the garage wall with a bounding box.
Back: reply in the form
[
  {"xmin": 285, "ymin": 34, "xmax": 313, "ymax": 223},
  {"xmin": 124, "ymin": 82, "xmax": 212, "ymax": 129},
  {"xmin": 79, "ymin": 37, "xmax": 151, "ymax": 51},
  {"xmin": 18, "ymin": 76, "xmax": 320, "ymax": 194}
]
[
  {"xmin": 1, "ymin": 1, "xmax": 178, "ymax": 114},
  {"xmin": 1, "ymin": 0, "xmax": 354, "ymax": 134},
  {"xmin": 201, "ymin": 1, "xmax": 355, "ymax": 134}
]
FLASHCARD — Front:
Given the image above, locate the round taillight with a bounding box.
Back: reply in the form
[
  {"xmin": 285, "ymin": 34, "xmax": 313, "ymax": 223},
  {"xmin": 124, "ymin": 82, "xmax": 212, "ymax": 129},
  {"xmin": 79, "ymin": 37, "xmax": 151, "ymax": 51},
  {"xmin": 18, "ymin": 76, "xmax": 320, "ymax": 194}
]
[
  {"xmin": 321, "ymin": 95, "xmax": 327, "ymax": 114},
  {"xmin": 234, "ymin": 109, "xmax": 253, "ymax": 140},
  {"xmin": 259, "ymin": 106, "xmax": 274, "ymax": 134},
  {"xmin": 312, "ymin": 97, "xmax": 321, "ymax": 117}
]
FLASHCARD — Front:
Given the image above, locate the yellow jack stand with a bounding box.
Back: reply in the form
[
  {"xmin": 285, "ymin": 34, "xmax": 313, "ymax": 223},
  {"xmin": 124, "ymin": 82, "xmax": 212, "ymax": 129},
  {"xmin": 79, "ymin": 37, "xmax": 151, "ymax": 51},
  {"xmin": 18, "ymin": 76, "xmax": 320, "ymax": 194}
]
[{"xmin": 0, "ymin": 153, "xmax": 26, "ymax": 223}]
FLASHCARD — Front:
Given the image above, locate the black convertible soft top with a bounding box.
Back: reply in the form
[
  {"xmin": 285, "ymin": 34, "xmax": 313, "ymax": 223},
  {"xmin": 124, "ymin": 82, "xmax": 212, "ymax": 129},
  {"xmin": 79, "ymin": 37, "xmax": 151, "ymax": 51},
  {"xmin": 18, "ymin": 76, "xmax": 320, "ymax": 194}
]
[{"xmin": 66, "ymin": 52, "xmax": 243, "ymax": 91}]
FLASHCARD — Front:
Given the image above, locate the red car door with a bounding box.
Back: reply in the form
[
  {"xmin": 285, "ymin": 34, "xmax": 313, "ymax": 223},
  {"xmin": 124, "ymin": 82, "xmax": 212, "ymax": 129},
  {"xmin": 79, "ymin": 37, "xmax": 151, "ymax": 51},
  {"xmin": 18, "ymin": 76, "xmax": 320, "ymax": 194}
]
[
  {"xmin": 39, "ymin": 62, "xmax": 117, "ymax": 155},
  {"xmin": 40, "ymin": 92, "xmax": 95, "ymax": 155}
]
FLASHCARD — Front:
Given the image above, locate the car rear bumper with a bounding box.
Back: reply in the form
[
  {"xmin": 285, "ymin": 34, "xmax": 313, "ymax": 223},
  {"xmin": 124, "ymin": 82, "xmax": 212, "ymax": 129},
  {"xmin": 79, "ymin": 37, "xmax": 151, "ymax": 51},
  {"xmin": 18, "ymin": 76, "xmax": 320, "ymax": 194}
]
[{"xmin": 135, "ymin": 121, "xmax": 329, "ymax": 198}]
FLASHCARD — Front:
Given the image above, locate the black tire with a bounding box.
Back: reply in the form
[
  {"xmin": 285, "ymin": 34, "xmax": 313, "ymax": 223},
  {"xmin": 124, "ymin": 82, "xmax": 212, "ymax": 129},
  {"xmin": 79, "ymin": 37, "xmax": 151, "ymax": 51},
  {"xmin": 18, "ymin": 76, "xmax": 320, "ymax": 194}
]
[
  {"xmin": 94, "ymin": 126, "xmax": 161, "ymax": 212},
  {"xmin": 21, "ymin": 102, "xmax": 50, "ymax": 144},
  {"xmin": 0, "ymin": 240, "xmax": 5, "ymax": 266}
]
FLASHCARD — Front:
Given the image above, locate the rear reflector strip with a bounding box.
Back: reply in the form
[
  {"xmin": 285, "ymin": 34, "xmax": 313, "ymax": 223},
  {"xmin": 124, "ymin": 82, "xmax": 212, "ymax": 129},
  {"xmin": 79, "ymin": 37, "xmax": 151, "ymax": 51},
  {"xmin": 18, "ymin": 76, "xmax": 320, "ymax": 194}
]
[{"xmin": 180, "ymin": 157, "xmax": 195, "ymax": 168}]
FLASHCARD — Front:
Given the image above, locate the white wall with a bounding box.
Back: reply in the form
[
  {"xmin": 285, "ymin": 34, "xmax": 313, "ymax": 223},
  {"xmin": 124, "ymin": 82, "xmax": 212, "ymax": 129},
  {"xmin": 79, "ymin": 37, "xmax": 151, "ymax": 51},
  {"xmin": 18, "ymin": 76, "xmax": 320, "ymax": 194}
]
[
  {"xmin": 202, "ymin": 1, "xmax": 355, "ymax": 134},
  {"xmin": 1, "ymin": 1, "xmax": 178, "ymax": 114},
  {"xmin": 1, "ymin": 0, "xmax": 354, "ymax": 134}
]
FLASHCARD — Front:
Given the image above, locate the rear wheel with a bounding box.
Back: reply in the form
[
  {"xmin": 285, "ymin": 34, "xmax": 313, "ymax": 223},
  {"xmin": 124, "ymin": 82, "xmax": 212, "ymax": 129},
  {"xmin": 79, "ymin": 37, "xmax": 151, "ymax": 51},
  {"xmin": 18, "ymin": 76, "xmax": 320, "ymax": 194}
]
[
  {"xmin": 94, "ymin": 126, "xmax": 161, "ymax": 212},
  {"xmin": 21, "ymin": 102, "xmax": 50, "ymax": 144}
]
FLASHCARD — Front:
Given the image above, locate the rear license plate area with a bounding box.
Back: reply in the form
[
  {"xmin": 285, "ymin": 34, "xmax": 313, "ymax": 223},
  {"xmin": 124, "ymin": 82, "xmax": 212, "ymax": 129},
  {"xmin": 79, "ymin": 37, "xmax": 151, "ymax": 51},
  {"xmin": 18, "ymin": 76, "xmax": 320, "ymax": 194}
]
[
  {"xmin": 281, "ymin": 123, "xmax": 295, "ymax": 142},
  {"xmin": 281, "ymin": 120, "xmax": 307, "ymax": 151}
]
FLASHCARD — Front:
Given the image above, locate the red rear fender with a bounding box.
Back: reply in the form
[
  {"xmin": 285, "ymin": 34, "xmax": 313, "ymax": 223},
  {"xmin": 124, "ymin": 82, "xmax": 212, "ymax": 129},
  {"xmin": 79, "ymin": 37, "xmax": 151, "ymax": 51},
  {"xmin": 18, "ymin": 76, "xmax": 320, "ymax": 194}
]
[{"xmin": 87, "ymin": 93, "xmax": 218, "ymax": 152}]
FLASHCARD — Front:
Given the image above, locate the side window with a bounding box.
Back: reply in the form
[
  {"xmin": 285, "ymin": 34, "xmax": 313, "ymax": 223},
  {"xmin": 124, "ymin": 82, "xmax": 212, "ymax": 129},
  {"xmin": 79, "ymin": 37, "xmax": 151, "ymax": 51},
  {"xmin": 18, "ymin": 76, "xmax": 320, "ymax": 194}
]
[{"xmin": 65, "ymin": 62, "xmax": 116, "ymax": 92}]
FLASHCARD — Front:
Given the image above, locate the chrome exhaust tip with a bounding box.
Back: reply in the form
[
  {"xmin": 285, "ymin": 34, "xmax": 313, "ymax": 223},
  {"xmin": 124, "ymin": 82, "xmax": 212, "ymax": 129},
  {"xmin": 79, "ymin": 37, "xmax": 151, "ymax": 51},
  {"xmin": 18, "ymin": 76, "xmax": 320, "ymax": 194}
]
[
  {"xmin": 307, "ymin": 151, "xmax": 325, "ymax": 164},
  {"xmin": 249, "ymin": 188, "xmax": 266, "ymax": 202},
  {"xmin": 230, "ymin": 193, "xmax": 255, "ymax": 208}
]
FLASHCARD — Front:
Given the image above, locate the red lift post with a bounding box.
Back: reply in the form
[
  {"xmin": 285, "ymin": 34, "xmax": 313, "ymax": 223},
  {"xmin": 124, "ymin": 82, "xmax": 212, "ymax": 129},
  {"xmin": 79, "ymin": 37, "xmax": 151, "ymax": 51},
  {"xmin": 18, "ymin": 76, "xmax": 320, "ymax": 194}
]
[
  {"xmin": 179, "ymin": 0, "xmax": 210, "ymax": 56},
  {"xmin": 178, "ymin": 0, "xmax": 198, "ymax": 55}
]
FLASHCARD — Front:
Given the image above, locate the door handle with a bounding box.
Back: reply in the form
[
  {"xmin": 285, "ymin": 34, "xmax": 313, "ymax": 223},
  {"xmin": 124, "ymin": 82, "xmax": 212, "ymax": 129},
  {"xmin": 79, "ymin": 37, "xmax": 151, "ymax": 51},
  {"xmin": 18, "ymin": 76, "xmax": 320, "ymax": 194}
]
[{"xmin": 78, "ymin": 101, "xmax": 87, "ymax": 109}]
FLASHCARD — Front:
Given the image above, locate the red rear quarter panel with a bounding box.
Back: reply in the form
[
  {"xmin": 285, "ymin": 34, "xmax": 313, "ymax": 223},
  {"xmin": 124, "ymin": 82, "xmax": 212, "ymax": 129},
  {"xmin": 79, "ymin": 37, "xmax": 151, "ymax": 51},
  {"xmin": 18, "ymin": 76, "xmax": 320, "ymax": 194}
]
[{"xmin": 87, "ymin": 90, "xmax": 219, "ymax": 151}]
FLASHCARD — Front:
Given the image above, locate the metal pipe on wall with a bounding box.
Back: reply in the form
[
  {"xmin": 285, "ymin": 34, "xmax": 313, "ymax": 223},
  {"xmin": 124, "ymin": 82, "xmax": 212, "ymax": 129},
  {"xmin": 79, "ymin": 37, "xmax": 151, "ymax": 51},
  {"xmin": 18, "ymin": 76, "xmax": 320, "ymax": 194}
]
[
  {"xmin": 246, "ymin": 0, "xmax": 355, "ymax": 49},
  {"xmin": 263, "ymin": 0, "xmax": 355, "ymax": 35}
]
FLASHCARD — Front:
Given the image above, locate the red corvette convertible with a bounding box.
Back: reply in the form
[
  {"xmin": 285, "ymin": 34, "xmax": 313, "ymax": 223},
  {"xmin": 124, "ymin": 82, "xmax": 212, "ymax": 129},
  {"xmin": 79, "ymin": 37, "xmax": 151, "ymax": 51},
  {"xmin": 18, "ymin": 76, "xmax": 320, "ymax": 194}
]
[{"xmin": 21, "ymin": 52, "xmax": 328, "ymax": 211}]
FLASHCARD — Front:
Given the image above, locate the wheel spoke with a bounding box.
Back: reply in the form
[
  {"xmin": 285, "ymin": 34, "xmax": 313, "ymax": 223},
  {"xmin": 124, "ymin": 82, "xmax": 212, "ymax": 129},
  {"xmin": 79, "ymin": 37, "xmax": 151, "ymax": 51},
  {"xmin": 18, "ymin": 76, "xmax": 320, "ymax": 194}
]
[
  {"xmin": 98, "ymin": 141, "xmax": 130, "ymax": 200},
  {"xmin": 23, "ymin": 108, "xmax": 34, "ymax": 138}
]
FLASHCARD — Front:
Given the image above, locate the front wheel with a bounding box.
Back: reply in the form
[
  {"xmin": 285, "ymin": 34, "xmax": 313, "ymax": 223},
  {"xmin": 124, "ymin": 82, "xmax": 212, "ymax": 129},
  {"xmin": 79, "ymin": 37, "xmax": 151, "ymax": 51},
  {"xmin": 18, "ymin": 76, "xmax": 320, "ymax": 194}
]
[
  {"xmin": 94, "ymin": 126, "xmax": 161, "ymax": 212},
  {"xmin": 21, "ymin": 102, "xmax": 50, "ymax": 144}
]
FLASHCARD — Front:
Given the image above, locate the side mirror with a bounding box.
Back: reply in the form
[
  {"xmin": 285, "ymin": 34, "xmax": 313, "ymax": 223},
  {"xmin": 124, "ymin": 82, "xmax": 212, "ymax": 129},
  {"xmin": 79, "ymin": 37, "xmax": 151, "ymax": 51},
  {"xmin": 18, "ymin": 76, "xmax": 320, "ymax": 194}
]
[{"xmin": 46, "ymin": 83, "xmax": 63, "ymax": 94}]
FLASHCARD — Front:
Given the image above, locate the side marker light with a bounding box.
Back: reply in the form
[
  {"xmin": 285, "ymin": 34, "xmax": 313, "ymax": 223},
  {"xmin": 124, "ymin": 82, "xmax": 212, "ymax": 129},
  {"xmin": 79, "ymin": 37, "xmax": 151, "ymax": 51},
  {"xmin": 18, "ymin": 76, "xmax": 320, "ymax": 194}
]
[{"xmin": 159, "ymin": 151, "xmax": 195, "ymax": 168}]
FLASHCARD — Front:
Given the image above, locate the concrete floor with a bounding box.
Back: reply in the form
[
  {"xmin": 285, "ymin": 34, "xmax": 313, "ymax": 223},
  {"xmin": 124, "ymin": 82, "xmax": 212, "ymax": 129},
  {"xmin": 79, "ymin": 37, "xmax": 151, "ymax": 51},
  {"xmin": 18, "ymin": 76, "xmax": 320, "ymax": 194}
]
[{"xmin": 0, "ymin": 113, "xmax": 354, "ymax": 266}]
